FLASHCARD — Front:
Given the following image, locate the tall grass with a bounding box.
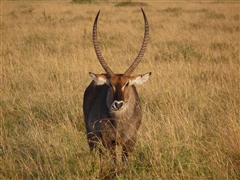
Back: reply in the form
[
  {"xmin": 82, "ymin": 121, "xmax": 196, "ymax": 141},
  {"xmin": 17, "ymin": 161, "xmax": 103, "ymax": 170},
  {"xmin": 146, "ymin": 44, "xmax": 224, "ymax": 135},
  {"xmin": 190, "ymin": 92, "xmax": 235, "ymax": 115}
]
[{"xmin": 1, "ymin": 2, "xmax": 240, "ymax": 179}]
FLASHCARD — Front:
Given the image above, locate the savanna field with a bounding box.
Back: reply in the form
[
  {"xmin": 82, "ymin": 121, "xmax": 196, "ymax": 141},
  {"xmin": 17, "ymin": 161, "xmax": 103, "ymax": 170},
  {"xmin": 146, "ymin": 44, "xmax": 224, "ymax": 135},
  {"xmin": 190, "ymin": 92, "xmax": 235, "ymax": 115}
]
[{"xmin": 1, "ymin": 1, "xmax": 240, "ymax": 179}]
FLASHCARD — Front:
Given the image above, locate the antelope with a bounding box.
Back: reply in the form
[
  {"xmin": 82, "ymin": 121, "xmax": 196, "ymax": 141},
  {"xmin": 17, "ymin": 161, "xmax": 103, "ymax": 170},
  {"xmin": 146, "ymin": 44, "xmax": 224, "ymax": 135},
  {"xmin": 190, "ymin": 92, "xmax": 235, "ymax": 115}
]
[{"xmin": 83, "ymin": 8, "xmax": 151, "ymax": 173}]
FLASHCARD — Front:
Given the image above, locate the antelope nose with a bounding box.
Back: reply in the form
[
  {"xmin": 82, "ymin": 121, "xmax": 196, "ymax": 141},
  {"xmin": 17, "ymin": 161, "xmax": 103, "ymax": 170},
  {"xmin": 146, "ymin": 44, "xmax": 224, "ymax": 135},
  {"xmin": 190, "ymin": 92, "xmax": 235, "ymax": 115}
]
[{"xmin": 113, "ymin": 101, "xmax": 124, "ymax": 110}]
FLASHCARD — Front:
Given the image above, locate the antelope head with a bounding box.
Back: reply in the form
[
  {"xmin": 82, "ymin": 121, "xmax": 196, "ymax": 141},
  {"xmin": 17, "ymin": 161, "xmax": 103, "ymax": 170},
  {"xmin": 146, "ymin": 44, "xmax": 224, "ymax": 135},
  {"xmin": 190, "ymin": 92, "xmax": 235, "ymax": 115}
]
[{"xmin": 89, "ymin": 8, "xmax": 151, "ymax": 113}]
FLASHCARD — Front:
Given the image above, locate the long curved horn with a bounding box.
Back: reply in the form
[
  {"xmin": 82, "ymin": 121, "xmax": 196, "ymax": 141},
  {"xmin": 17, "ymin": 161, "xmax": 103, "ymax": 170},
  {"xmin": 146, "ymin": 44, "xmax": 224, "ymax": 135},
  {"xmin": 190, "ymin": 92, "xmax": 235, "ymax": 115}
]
[
  {"xmin": 124, "ymin": 8, "xmax": 149, "ymax": 76},
  {"xmin": 93, "ymin": 10, "xmax": 115, "ymax": 77}
]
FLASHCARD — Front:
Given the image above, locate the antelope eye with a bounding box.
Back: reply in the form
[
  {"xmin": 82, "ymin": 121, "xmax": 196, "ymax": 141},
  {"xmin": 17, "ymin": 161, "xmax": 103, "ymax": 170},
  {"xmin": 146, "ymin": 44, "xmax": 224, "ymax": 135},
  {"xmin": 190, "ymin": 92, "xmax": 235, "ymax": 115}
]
[
  {"xmin": 125, "ymin": 81, "xmax": 129, "ymax": 87},
  {"xmin": 109, "ymin": 82, "xmax": 116, "ymax": 91}
]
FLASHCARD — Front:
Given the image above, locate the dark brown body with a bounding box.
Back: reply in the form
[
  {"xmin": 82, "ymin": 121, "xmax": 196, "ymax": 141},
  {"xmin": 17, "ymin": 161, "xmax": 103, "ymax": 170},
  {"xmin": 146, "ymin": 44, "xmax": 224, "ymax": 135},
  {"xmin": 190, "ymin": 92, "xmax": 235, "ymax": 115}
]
[{"xmin": 83, "ymin": 79, "xmax": 142, "ymax": 161}]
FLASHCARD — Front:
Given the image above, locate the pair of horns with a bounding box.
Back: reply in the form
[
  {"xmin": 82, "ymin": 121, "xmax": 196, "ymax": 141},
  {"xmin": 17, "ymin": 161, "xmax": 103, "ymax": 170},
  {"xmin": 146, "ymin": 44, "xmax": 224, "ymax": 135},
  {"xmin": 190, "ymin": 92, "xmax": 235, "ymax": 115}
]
[{"xmin": 92, "ymin": 8, "xmax": 149, "ymax": 77}]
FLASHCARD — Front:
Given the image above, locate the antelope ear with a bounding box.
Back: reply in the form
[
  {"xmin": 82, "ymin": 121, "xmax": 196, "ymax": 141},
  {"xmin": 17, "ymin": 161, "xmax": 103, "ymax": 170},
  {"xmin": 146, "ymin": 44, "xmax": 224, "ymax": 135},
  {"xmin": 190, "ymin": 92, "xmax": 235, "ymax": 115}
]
[
  {"xmin": 129, "ymin": 72, "xmax": 151, "ymax": 85},
  {"xmin": 89, "ymin": 72, "xmax": 109, "ymax": 85}
]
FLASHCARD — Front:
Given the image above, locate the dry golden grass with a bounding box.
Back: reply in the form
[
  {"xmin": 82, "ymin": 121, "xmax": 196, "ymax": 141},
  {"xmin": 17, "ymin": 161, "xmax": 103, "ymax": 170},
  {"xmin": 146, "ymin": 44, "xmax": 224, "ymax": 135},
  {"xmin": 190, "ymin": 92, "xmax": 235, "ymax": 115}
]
[{"xmin": 1, "ymin": 1, "xmax": 240, "ymax": 179}]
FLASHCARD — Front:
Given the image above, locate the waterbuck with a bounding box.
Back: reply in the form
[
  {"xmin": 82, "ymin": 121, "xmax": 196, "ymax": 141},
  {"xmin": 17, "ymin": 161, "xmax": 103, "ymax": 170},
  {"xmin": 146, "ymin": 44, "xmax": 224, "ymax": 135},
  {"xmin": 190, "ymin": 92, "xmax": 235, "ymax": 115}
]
[{"xmin": 83, "ymin": 8, "xmax": 151, "ymax": 171}]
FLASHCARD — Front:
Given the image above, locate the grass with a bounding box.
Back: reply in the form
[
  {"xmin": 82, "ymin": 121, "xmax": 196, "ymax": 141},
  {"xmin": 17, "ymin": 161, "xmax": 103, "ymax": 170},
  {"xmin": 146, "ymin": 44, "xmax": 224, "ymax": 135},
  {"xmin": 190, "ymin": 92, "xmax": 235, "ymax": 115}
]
[{"xmin": 1, "ymin": 1, "xmax": 240, "ymax": 179}]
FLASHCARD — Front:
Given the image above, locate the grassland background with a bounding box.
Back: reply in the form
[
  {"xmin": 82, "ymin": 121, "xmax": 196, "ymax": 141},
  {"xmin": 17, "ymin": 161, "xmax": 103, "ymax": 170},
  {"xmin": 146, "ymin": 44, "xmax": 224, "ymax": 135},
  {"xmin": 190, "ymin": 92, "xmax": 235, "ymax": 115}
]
[{"xmin": 1, "ymin": 1, "xmax": 240, "ymax": 179}]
